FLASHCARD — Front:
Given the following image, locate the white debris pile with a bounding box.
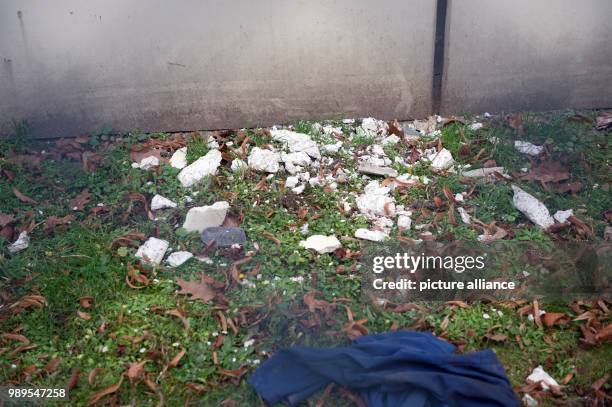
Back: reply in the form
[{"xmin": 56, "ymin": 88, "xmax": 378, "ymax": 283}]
[
  {"xmin": 511, "ymin": 186, "xmax": 554, "ymax": 229},
  {"xmin": 461, "ymin": 167, "xmax": 509, "ymax": 178},
  {"xmin": 170, "ymin": 147, "xmax": 187, "ymax": 169},
  {"xmin": 356, "ymin": 181, "xmax": 395, "ymax": 219},
  {"xmin": 553, "ymin": 209, "xmax": 573, "ymax": 223},
  {"xmin": 515, "ymin": 140, "xmax": 544, "ymax": 156},
  {"xmin": 166, "ymin": 251, "xmax": 193, "ymax": 267},
  {"xmin": 354, "ymin": 228, "xmax": 388, "ymax": 242},
  {"xmin": 177, "ymin": 149, "xmax": 222, "ymax": 187},
  {"xmin": 230, "ymin": 158, "xmax": 247, "ymax": 173},
  {"xmin": 8, "ymin": 231, "xmax": 30, "ymax": 254},
  {"xmin": 299, "ymin": 235, "xmax": 342, "ymax": 254},
  {"xmin": 183, "ymin": 201, "xmax": 229, "ymax": 233},
  {"xmin": 135, "ymin": 237, "xmax": 169, "ymax": 265},
  {"xmin": 247, "ymin": 147, "xmax": 280, "ymax": 173},
  {"xmin": 526, "ymin": 366, "xmax": 560, "ymax": 392},
  {"xmin": 270, "ymin": 129, "xmax": 321, "ymax": 159},
  {"xmin": 132, "ymin": 156, "xmax": 159, "ymax": 170},
  {"xmin": 151, "ymin": 194, "xmax": 177, "ymax": 211},
  {"xmin": 424, "ymin": 148, "xmax": 455, "ymax": 171}
]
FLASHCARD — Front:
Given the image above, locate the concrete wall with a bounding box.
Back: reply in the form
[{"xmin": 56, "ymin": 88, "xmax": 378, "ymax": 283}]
[
  {"xmin": 441, "ymin": 0, "xmax": 612, "ymax": 115},
  {"xmin": 1, "ymin": 1, "xmax": 611, "ymax": 138},
  {"xmin": 0, "ymin": 0, "xmax": 436, "ymax": 138}
]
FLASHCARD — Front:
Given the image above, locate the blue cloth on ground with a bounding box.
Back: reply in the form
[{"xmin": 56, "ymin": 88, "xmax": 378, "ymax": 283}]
[{"xmin": 248, "ymin": 331, "xmax": 519, "ymax": 406}]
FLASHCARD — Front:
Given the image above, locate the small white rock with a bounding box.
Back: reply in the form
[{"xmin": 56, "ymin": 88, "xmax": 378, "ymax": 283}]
[
  {"xmin": 8, "ymin": 231, "xmax": 30, "ymax": 254},
  {"xmin": 454, "ymin": 193, "xmax": 464, "ymax": 202},
  {"xmin": 299, "ymin": 235, "xmax": 342, "ymax": 254},
  {"xmin": 512, "ymin": 186, "xmax": 554, "ymax": 229},
  {"xmin": 515, "ymin": 141, "xmax": 544, "ymax": 156},
  {"xmin": 553, "ymin": 209, "xmax": 573, "ymax": 223},
  {"xmin": 177, "ymin": 149, "xmax": 222, "ymax": 187},
  {"xmin": 522, "ymin": 394, "xmax": 538, "ymax": 407},
  {"xmin": 469, "ymin": 122, "xmax": 484, "ymax": 131},
  {"xmin": 526, "ymin": 366, "xmax": 559, "ymax": 391},
  {"xmin": 457, "ymin": 207, "xmax": 471, "ymax": 224},
  {"xmin": 322, "ymin": 142, "xmax": 343, "ymax": 154},
  {"xmin": 292, "ymin": 184, "xmax": 305, "ymax": 195},
  {"xmin": 135, "ymin": 237, "xmax": 169, "ymax": 265},
  {"xmin": 183, "ymin": 201, "xmax": 229, "ymax": 233},
  {"xmin": 248, "ymin": 147, "xmax": 281, "ymax": 173},
  {"xmin": 230, "ymin": 158, "xmax": 247, "ymax": 173},
  {"xmin": 285, "ymin": 176, "xmax": 299, "ymax": 189},
  {"xmin": 427, "ymin": 148, "xmax": 455, "ymax": 170},
  {"xmin": 270, "ymin": 129, "xmax": 320, "ymax": 159},
  {"xmin": 354, "ymin": 229, "xmax": 388, "ymax": 242},
  {"xmin": 132, "ymin": 156, "xmax": 160, "ymax": 170},
  {"xmin": 166, "ymin": 251, "xmax": 193, "ymax": 267},
  {"xmin": 151, "ymin": 194, "xmax": 177, "ymax": 211},
  {"xmin": 170, "ymin": 147, "xmax": 188, "ymax": 169},
  {"xmin": 397, "ymin": 215, "xmax": 412, "ymax": 230}
]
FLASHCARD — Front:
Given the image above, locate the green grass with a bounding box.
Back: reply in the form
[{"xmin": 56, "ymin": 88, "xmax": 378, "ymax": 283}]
[{"xmin": 1, "ymin": 111, "xmax": 610, "ymax": 405}]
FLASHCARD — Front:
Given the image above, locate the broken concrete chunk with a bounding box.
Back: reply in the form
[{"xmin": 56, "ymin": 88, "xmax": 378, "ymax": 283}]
[
  {"xmin": 132, "ymin": 156, "xmax": 159, "ymax": 170},
  {"xmin": 322, "ymin": 141, "xmax": 343, "ymax": 154},
  {"xmin": 427, "ymin": 148, "xmax": 455, "ymax": 170},
  {"xmin": 170, "ymin": 147, "xmax": 188, "ymax": 169},
  {"xmin": 356, "ymin": 181, "xmax": 395, "ymax": 219},
  {"xmin": 292, "ymin": 184, "xmax": 305, "ymax": 195},
  {"xmin": 230, "ymin": 158, "xmax": 247, "ymax": 173},
  {"xmin": 177, "ymin": 149, "xmax": 222, "ymax": 187},
  {"xmin": 135, "ymin": 237, "xmax": 169, "ymax": 265},
  {"xmin": 358, "ymin": 163, "xmax": 398, "ymax": 178},
  {"xmin": 469, "ymin": 122, "xmax": 484, "ymax": 131},
  {"xmin": 354, "ymin": 228, "xmax": 388, "ymax": 242},
  {"xmin": 270, "ymin": 129, "xmax": 320, "ymax": 159},
  {"xmin": 512, "ymin": 186, "xmax": 554, "ymax": 229},
  {"xmin": 515, "ymin": 140, "xmax": 544, "ymax": 156},
  {"xmin": 299, "ymin": 235, "xmax": 342, "ymax": 254},
  {"xmin": 201, "ymin": 227, "xmax": 247, "ymax": 247},
  {"xmin": 151, "ymin": 194, "xmax": 177, "ymax": 211},
  {"xmin": 183, "ymin": 201, "xmax": 229, "ymax": 233},
  {"xmin": 360, "ymin": 117, "xmax": 388, "ymax": 136},
  {"xmin": 166, "ymin": 251, "xmax": 193, "ymax": 267},
  {"xmin": 457, "ymin": 207, "xmax": 471, "ymax": 224},
  {"xmin": 397, "ymin": 215, "xmax": 412, "ymax": 230},
  {"xmin": 8, "ymin": 231, "xmax": 30, "ymax": 254},
  {"xmin": 462, "ymin": 167, "xmax": 508, "ymax": 178},
  {"xmin": 382, "ymin": 135, "xmax": 400, "ymax": 145},
  {"xmin": 285, "ymin": 176, "xmax": 299, "ymax": 189},
  {"xmin": 526, "ymin": 366, "xmax": 559, "ymax": 392},
  {"xmin": 553, "ymin": 209, "xmax": 573, "ymax": 223},
  {"xmin": 248, "ymin": 147, "xmax": 281, "ymax": 173}
]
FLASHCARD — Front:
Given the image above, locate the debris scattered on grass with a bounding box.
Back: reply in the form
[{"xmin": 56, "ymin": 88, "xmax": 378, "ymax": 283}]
[
  {"xmin": 8, "ymin": 231, "xmax": 30, "ymax": 254},
  {"xmin": 526, "ymin": 366, "xmax": 560, "ymax": 392},
  {"xmin": 354, "ymin": 228, "xmax": 388, "ymax": 242},
  {"xmin": 515, "ymin": 141, "xmax": 544, "ymax": 156},
  {"xmin": 169, "ymin": 147, "xmax": 188, "ymax": 169},
  {"xmin": 299, "ymin": 235, "xmax": 342, "ymax": 254},
  {"xmin": 462, "ymin": 167, "xmax": 509, "ymax": 178},
  {"xmin": 511, "ymin": 185, "xmax": 555, "ymax": 229},
  {"xmin": 151, "ymin": 194, "xmax": 177, "ymax": 211},
  {"xmin": 201, "ymin": 227, "xmax": 247, "ymax": 247},
  {"xmin": 135, "ymin": 237, "xmax": 169, "ymax": 265},
  {"xmin": 166, "ymin": 251, "xmax": 194, "ymax": 268},
  {"xmin": 357, "ymin": 163, "xmax": 398, "ymax": 178},
  {"xmin": 177, "ymin": 149, "xmax": 222, "ymax": 187},
  {"xmin": 183, "ymin": 201, "xmax": 229, "ymax": 233},
  {"xmin": 247, "ymin": 147, "xmax": 280, "ymax": 173},
  {"xmin": 553, "ymin": 209, "xmax": 573, "ymax": 223}
]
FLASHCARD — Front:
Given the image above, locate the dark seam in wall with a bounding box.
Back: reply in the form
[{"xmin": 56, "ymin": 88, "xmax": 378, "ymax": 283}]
[{"xmin": 432, "ymin": 0, "xmax": 448, "ymax": 115}]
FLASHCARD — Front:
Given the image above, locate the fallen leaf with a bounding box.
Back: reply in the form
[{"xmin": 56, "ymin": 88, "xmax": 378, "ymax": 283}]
[
  {"xmin": 518, "ymin": 161, "xmax": 570, "ymax": 183},
  {"xmin": 0, "ymin": 214, "xmax": 15, "ymax": 228},
  {"xmin": 69, "ymin": 189, "xmax": 91, "ymax": 211},
  {"xmin": 2, "ymin": 333, "xmax": 30, "ymax": 344},
  {"xmin": 67, "ymin": 367, "xmax": 80, "ymax": 390},
  {"xmin": 42, "ymin": 357, "xmax": 61, "ymax": 373},
  {"xmin": 126, "ymin": 360, "xmax": 147, "ymax": 382},
  {"xmin": 43, "ymin": 215, "xmax": 75, "ymax": 232},
  {"xmin": 79, "ymin": 296, "xmax": 94, "ymax": 309},
  {"xmin": 484, "ymin": 333, "xmax": 508, "ymax": 342},
  {"xmin": 592, "ymin": 373, "xmax": 610, "ymax": 391},
  {"xmin": 166, "ymin": 309, "xmax": 190, "ymax": 331},
  {"xmin": 176, "ymin": 276, "xmax": 217, "ymax": 303},
  {"xmin": 77, "ymin": 310, "xmax": 92, "ymax": 321},
  {"xmin": 595, "ymin": 324, "xmax": 612, "ymax": 343},
  {"xmin": 88, "ymin": 368, "xmax": 104, "ymax": 385},
  {"xmin": 13, "ymin": 188, "xmax": 38, "ymax": 204},
  {"xmin": 88, "ymin": 376, "xmax": 123, "ymax": 406},
  {"xmin": 542, "ymin": 312, "xmax": 570, "ymax": 328},
  {"xmin": 303, "ymin": 292, "xmax": 329, "ymax": 313}
]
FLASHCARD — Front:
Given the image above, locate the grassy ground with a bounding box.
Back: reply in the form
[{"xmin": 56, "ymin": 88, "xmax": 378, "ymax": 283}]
[{"xmin": 0, "ymin": 111, "xmax": 610, "ymax": 406}]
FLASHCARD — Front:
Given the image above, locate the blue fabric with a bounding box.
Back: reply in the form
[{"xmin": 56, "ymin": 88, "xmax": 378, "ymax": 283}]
[{"xmin": 248, "ymin": 331, "xmax": 519, "ymax": 407}]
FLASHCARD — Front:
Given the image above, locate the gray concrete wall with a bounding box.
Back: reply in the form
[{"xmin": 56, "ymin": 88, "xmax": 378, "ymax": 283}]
[
  {"xmin": 0, "ymin": 0, "xmax": 436, "ymax": 138},
  {"xmin": 441, "ymin": 0, "xmax": 612, "ymax": 115}
]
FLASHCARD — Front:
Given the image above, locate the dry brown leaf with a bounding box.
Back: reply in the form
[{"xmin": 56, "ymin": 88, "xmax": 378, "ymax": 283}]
[
  {"xmin": 2, "ymin": 333, "xmax": 30, "ymax": 344},
  {"xmin": 166, "ymin": 309, "xmax": 190, "ymax": 331},
  {"xmin": 542, "ymin": 312, "xmax": 570, "ymax": 328},
  {"xmin": 126, "ymin": 360, "xmax": 147, "ymax": 382},
  {"xmin": 176, "ymin": 276, "xmax": 217, "ymax": 303},
  {"xmin": 88, "ymin": 376, "xmax": 123, "ymax": 406},
  {"xmin": 88, "ymin": 368, "xmax": 104, "ymax": 385},
  {"xmin": 69, "ymin": 189, "xmax": 91, "ymax": 211},
  {"xmin": 169, "ymin": 349, "xmax": 186, "ymax": 368},
  {"xmin": 0, "ymin": 213, "xmax": 15, "ymax": 228},
  {"xmin": 67, "ymin": 367, "xmax": 80, "ymax": 390},
  {"xmin": 595, "ymin": 324, "xmax": 612, "ymax": 343},
  {"xmin": 13, "ymin": 188, "xmax": 38, "ymax": 204},
  {"xmin": 518, "ymin": 161, "xmax": 570, "ymax": 184},
  {"xmin": 303, "ymin": 292, "xmax": 329, "ymax": 313},
  {"xmin": 79, "ymin": 296, "xmax": 94, "ymax": 309},
  {"xmin": 77, "ymin": 310, "xmax": 92, "ymax": 321},
  {"xmin": 43, "ymin": 357, "xmax": 61, "ymax": 373}
]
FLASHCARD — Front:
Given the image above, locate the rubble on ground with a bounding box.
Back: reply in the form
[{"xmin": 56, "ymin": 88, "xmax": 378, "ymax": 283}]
[
  {"xmin": 151, "ymin": 194, "xmax": 177, "ymax": 211},
  {"xmin": 512, "ymin": 186, "xmax": 555, "ymax": 229},
  {"xmin": 166, "ymin": 251, "xmax": 193, "ymax": 267},
  {"xmin": 183, "ymin": 201, "xmax": 229, "ymax": 233},
  {"xmin": 170, "ymin": 147, "xmax": 188, "ymax": 169},
  {"xmin": 8, "ymin": 231, "xmax": 30, "ymax": 254},
  {"xmin": 135, "ymin": 237, "xmax": 169, "ymax": 265},
  {"xmin": 515, "ymin": 140, "xmax": 544, "ymax": 156},
  {"xmin": 299, "ymin": 235, "xmax": 342, "ymax": 254},
  {"xmin": 526, "ymin": 366, "xmax": 559, "ymax": 392},
  {"xmin": 248, "ymin": 147, "xmax": 280, "ymax": 173},
  {"xmin": 132, "ymin": 156, "xmax": 159, "ymax": 170},
  {"xmin": 177, "ymin": 149, "xmax": 222, "ymax": 187}
]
